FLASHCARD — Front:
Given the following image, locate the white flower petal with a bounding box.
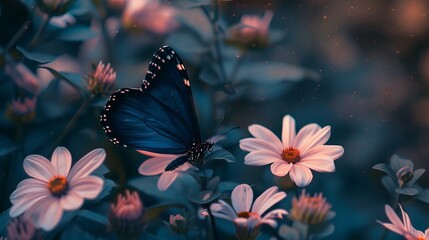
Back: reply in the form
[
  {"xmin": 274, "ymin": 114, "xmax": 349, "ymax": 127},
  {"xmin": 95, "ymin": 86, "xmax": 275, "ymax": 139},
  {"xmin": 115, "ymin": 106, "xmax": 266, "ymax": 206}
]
[
  {"xmin": 158, "ymin": 171, "xmax": 179, "ymax": 191},
  {"xmin": 70, "ymin": 175, "xmax": 103, "ymax": 199},
  {"xmin": 282, "ymin": 115, "xmax": 296, "ymax": 147},
  {"xmin": 293, "ymin": 123, "xmax": 320, "ymax": 149},
  {"xmin": 248, "ymin": 124, "xmax": 283, "ymax": 152},
  {"xmin": 9, "ymin": 194, "xmax": 49, "ymax": 217},
  {"xmin": 301, "ymin": 145, "xmax": 344, "ymax": 160},
  {"xmin": 10, "ymin": 179, "xmax": 48, "ymax": 203},
  {"xmin": 378, "ymin": 222, "xmax": 405, "ymax": 236},
  {"xmin": 23, "ymin": 155, "xmax": 56, "ymax": 182},
  {"xmin": 270, "ymin": 161, "xmax": 292, "ymax": 177},
  {"xmin": 299, "ymin": 155, "xmax": 335, "ymax": 172},
  {"xmin": 32, "ymin": 198, "xmax": 63, "ymax": 231},
  {"xmin": 258, "ymin": 218, "xmax": 278, "ymax": 228},
  {"xmin": 138, "ymin": 155, "xmax": 177, "ymax": 176},
  {"xmin": 296, "ymin": 126, "xmax": 330, "ymax": 154},
  {"xmin": 240, "ymin": 138, "xmax": 280, "ymax": 153},
  {"xmin": 232, "ymin": 184, "xmax": 253, "ymax": 213},
  {"xmin": 51, "ymin": 147, "xmax": 72, "ymax": 177},
  {"xmin": 252, "ymin": 186, "xmax": 286, "ymax": 215},
  {"xmin": 244, "ymin": 150, "xmax": 282, "ymax": 166},
  {"xmin": 68, "ymin": 148, "xmax": 105, "ymax": 181},
  {"xmin": 211, "ymin": 200, "xmax": 237, "ymax": 221},
  {"xmin": 60, "ymin": 191, "xmax": 84, "ymax": 210},
  {"xmin": 384, "ymin": 205, "xmax": 406, "ymax": 231},
  {"xmin": 289, "ymin": 165, "xmax": 313, "ymax": 187}
]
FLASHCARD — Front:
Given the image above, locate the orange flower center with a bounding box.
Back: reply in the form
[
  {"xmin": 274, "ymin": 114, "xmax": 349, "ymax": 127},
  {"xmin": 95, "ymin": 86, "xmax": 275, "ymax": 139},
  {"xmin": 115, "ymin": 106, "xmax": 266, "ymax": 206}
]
[
  {"xmin": 48, "ymin": 176, "xmax": 68, "ymax": 197},
  {"xmin": 281, "ymin": 147, "xmax": 301, "ymax": 164},
  {"xmin": 237, "ymin": 211, "xmax": 259, "ymax": 219}
]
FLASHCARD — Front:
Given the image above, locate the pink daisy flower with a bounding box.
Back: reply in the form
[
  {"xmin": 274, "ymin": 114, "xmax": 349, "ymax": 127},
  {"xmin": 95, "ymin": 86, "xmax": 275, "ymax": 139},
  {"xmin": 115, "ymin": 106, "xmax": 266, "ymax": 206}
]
[
  {"xmin": 210, "ymin": 184, "xmax": 287, "ymax": 229},
  {"xmin": 378, "ymin": 204, "xmax": 429, "ymax": 240},
  {"xmin": 240, "ymin": 115, "xmax": 344, "ymax": 187},
  {"xmin": 9, "ymin": 147, "xmax": 106, "ymax": 230}
]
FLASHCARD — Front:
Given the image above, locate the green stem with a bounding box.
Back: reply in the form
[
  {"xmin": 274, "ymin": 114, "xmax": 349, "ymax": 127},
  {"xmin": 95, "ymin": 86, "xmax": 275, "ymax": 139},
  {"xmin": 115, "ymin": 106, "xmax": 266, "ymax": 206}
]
[
  {"xmin": 49, "ymin": 94, "xmax": 94, "ymax": 153},
  {"xmin": 30, "ymin": 14, "xmax": 52, "ymax": 47}
]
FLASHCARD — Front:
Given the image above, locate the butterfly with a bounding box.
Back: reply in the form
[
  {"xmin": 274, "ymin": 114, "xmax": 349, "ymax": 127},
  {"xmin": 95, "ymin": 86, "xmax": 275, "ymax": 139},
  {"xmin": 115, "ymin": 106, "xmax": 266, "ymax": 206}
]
[{"xmin": 100, "ymin": 46, "xmax": 213, "ymax": 171}]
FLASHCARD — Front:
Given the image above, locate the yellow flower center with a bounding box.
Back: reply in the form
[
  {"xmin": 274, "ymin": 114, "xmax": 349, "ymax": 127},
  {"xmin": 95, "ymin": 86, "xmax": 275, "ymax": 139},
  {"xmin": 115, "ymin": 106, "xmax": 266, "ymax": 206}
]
[
  {"xmin": 48, "ymin": 176, "xmax": 68, "ymax": 197},
  {"xmin": 281, "ymin": 147, "xmax": 301, "ymax": 164}
]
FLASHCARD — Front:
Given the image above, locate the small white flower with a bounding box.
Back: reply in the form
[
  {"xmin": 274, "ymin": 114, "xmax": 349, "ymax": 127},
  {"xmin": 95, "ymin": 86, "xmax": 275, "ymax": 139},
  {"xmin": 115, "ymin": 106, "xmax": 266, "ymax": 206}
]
[
  {"xmin": 240, "ymin": 115, "xmax": 344, "ymax": 187},
  {"xmin": 378, "ymin": 204, "xmax": 429, "ymax": 240},
  {"xmin": 138, "ymin": 151, "xmax": 195, "ymax": 191},
  {"xmin": 9, "ymin": 147, "xmax": 106, "ymax": 230},
  {"xmin": 210, "ymin": 184, "xmax": 287, "ymax": 229}
]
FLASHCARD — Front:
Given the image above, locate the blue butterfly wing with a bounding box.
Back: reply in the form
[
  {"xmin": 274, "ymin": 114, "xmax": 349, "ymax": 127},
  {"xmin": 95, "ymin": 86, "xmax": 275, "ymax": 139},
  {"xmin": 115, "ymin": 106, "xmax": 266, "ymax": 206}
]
[{"xmin": 100, "ymin": 46, "xmax": 201, "ymax": 154}]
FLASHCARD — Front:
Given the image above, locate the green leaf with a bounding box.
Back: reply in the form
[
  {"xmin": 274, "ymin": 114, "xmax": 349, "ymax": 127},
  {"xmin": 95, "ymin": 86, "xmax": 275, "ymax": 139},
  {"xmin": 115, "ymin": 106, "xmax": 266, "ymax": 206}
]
[
  {"xmin": 17, "ymin": 46, "xmax": 56, "ymax": 63},
  {"xmin": 76, "ymin": 210, "xmax": 109, "ymax": 225},
  {"xmin": 372, "ymin": 163, "xmax": 396, "ymax": 179},
  {"xmin": 0, "ymin": 136, "xmax": 18, "ymax": 157},
  {"xmin": 39, "ymin": 67, "xmax": 86, "ymax": 94},
  {"xmin": 0, "ymin": 209, "xmax": 10, "ymax": 233},
  {"xmin": 209, "ymin": 147, "xmax": 235, "ymax": 163},
  {"xmin": 57, "ymin": 25, "xmax": 97, "ymax": 41},
  {"xmin": 95, "ymin": 179, "xmax": 116, "ymax": 201}
]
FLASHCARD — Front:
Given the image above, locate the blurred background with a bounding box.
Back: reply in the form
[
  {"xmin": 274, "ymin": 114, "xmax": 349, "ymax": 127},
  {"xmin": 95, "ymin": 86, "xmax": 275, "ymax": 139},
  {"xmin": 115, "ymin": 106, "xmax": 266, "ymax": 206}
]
[{"xmin": 0, "ymin": 0, "xmax": 429, "ymax": 239}]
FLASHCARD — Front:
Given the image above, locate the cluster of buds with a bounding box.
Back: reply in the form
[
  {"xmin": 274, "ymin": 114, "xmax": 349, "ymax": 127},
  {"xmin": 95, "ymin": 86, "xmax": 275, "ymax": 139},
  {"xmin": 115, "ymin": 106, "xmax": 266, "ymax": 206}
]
[
  {"xmin": 226, "ymin": 11, "xmax": 273, "ymax": 49},
  {"xmin": 36, "ymin": 0, "xmax": 76, "ymax": 16},
  {"xmin": 7, "ymin": 216, "xmax": 36, "ymax": 240},
  {"xmin": 87, "ymin": 61, "xmax": 116, "ymax": 95},
  {"xmin": 6, "ymin": 97, "xmax": 37, "ymax": 124},
  {"xmin": 109, "ymin": 190, "xmax": 146, "ymax": 237}
]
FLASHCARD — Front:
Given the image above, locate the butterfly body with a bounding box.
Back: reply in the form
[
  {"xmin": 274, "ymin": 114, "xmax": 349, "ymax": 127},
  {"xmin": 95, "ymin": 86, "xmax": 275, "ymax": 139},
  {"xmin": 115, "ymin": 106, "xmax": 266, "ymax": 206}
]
[{"xmin": 100, "ymin": 46, "xmax": 212, "ymax": 171}]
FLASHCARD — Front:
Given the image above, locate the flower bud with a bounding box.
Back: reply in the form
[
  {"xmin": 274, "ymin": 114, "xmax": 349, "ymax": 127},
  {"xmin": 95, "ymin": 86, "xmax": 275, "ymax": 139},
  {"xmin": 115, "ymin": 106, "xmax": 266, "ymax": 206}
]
[
  {"xmin": 109, "ymin": 190, "xmax": 146, "ymax": 236},
  {"xmin": 168, "ymin": 214, "xmax": 188, "ymax": 234},
  {"xmin": 290, "ymin": 190, "xmax": 332, "ymax": 224},
  {"xmin": 6, "ymin": 97, "xmax": 37, "ymax": 124},
  {"xmin": 7, "ymin": 216, "xmax": 36, "ymax": 240},
  {"xmin": 396, "ymin": 166, "xmax": 414, "ymax": 188},
  {"xmin": 87, "ymin": 61, "xmax": 116, "ymax": 95}
]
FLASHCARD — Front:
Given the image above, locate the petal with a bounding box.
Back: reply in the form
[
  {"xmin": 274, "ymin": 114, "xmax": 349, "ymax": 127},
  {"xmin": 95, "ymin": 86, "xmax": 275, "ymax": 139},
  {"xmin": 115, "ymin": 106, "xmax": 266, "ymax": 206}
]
[
  {"xmin": 9, "ymin": 194, "xmax": 49, "ymax": 217},
  {"xmin": 270, "ymin": 161, "xmax": 292, "ymax": 177},
  {"xmin": 10, "ymin": 179, "xmax": 48, "ymax": 203},
  {"xmin": 258, "ymin": 219, "xmax": 278, "ymax": 228},
  {"xmin": 138, "ymin": 155, "xmax": 177, "ymax": 176},
  {"xmin": 248, "ymin": 124, "xmax": 283, "ymax": 152},
  {"xmin": 51, "ymin": 147, "xmax": 72, "ymax": 177},
  {"xmin": 296, "ymin": 126, "xmax": 331, "ymax": 154},
  {"xmin": 158, "ymin": 171, "xmax": 179, "ymax": 191},
  {"xmin": 60, "ymin": 191, "xmax": 84, "ymax": 210},
  {"xmin": 211, "ymin": 200, "xmax": 237, "ymax": 221},
  {"xmin": 289, "ymin": 165, "xmax": 313, "ymax": 187},
  {"xmin": 262, "ymin": 209, "xmax": 288, "ymax": 220},
  {"xmin": 232, "ymin": 184, "xmax": 253, "ymax": 213},
  {"xmin": 301, "ymin": 145, "xmax": 344, "ymax": 160},
  {"xmin": 239, "ymin": 138, "xmax": 280, "ymax": 153},
  {"xmin": 252, "ymin": 186, "xmax": 286, "ymax": 215},
  {"xmin": 378, "ymin": 221, "xmax": 406, "ymax": 236},
  {"xmin": 293, "ymin": 124, "xmax": 320, "ymax": 149},
  {"xmin": 244, "ymin": 150, "xmax": 282, "ymax": 166},
  {"xmin": 23, "ymin": 155, "xmax": 56, "ymax": 182},
  {"xmin": 399, "ymin": 204, "xmax": 413, "ymax": 231},
  {"xmin": 299, "ymin": 155, "xmax": 336, "ymax": 172},
  {"xmin": 31, "ymin": 198, "xmax": 63, "ymax": 231},
  {"xmin": 282, "ymin": 115, "xmax": 296, "ymax": 147},
  {"xmin": 384, "ymin": 205, "xmax": 405, "ymax": 231},
  {"xmin": 68, "ymin": 148, "xmax": 105, "ymax": 181},
  {"xmin": 70, "ymin": 176, "xmax": 103, "ymax": 199}
]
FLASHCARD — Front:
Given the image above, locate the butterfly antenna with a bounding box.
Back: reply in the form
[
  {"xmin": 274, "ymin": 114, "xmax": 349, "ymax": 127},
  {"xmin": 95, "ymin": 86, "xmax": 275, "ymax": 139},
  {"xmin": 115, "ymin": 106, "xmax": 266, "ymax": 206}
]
[
  {"xmin": 212, "ymin": 115, "xmax": 225, "ymax": 135},
  {"xmin": 210, "ymin": 126, "xmax": 240, "ymax": 143}
]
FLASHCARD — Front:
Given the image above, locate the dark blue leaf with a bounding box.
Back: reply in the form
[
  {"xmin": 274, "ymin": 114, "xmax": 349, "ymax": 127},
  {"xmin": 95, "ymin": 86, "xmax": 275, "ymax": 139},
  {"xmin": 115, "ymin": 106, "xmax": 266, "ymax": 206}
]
[
  {"xmin": 57, "ymin": 25, "xmax": 97, "ymax": 41},
  {"xmin": 17, "ymin": 46, "xmax": 56, "ymax": 63}
]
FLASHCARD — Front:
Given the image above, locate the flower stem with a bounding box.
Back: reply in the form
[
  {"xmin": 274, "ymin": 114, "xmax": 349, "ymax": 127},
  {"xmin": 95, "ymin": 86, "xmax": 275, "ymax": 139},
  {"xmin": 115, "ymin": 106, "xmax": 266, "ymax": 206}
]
[
  {"xmin": 49, "ymin": 94, "xmax": 94, "ymax": 153},
  {"xmin": 206, "ymin": 204, "xmax": 219, "ymax": 240},
  {"xmin": 5, "ymin": 19, "xmax": 31, "ymax": 52},
  {"xmin": 30, "ymin": 14, "xmax": 52, "ymax": 47}
]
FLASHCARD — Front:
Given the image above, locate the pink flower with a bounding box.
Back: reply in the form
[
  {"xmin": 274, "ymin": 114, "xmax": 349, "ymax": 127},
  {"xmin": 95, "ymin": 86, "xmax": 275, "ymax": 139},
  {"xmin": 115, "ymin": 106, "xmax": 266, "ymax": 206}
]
[
  {"xmin": 122, "ymin": 0, "xmax": 178, "ymax": 34},
  {"xmin": 87, "ymin": 61, "xmax": 116, "ymax": 95},
  {"xmin": 227, "ymin": 11, "xmax": 273, "ymax": 48},
  {"xmin": 168, "ymin": 214, "xmax": 188, "ymax": 234},
  {"xmin": 110, "ymin": 190, "xmax": 146, "ymax": 235},
  {"xmin": 9, "ymin": 147, "xmax": 106, "ymax": 230},
  {"xmin": 7, "ymin": 97, "xmax": 37, "ymax": 124},
  {"xmin": 290, "ymin": 190, "xmax": 333, "ymax": 224},
  {"xmin": 240, "ymin": 115, "xmax": 344, "ymax": 187},
  {"xmin": 210, "ymin": 184, "xmax": 287, "ymax": 229},
  {"xmin": 378, "ymin": 204, "xmax": 429, "ymax": 240},
  {"xmin": 138, "ymin": 151, "xmax": 196, "ymax": 191}
]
